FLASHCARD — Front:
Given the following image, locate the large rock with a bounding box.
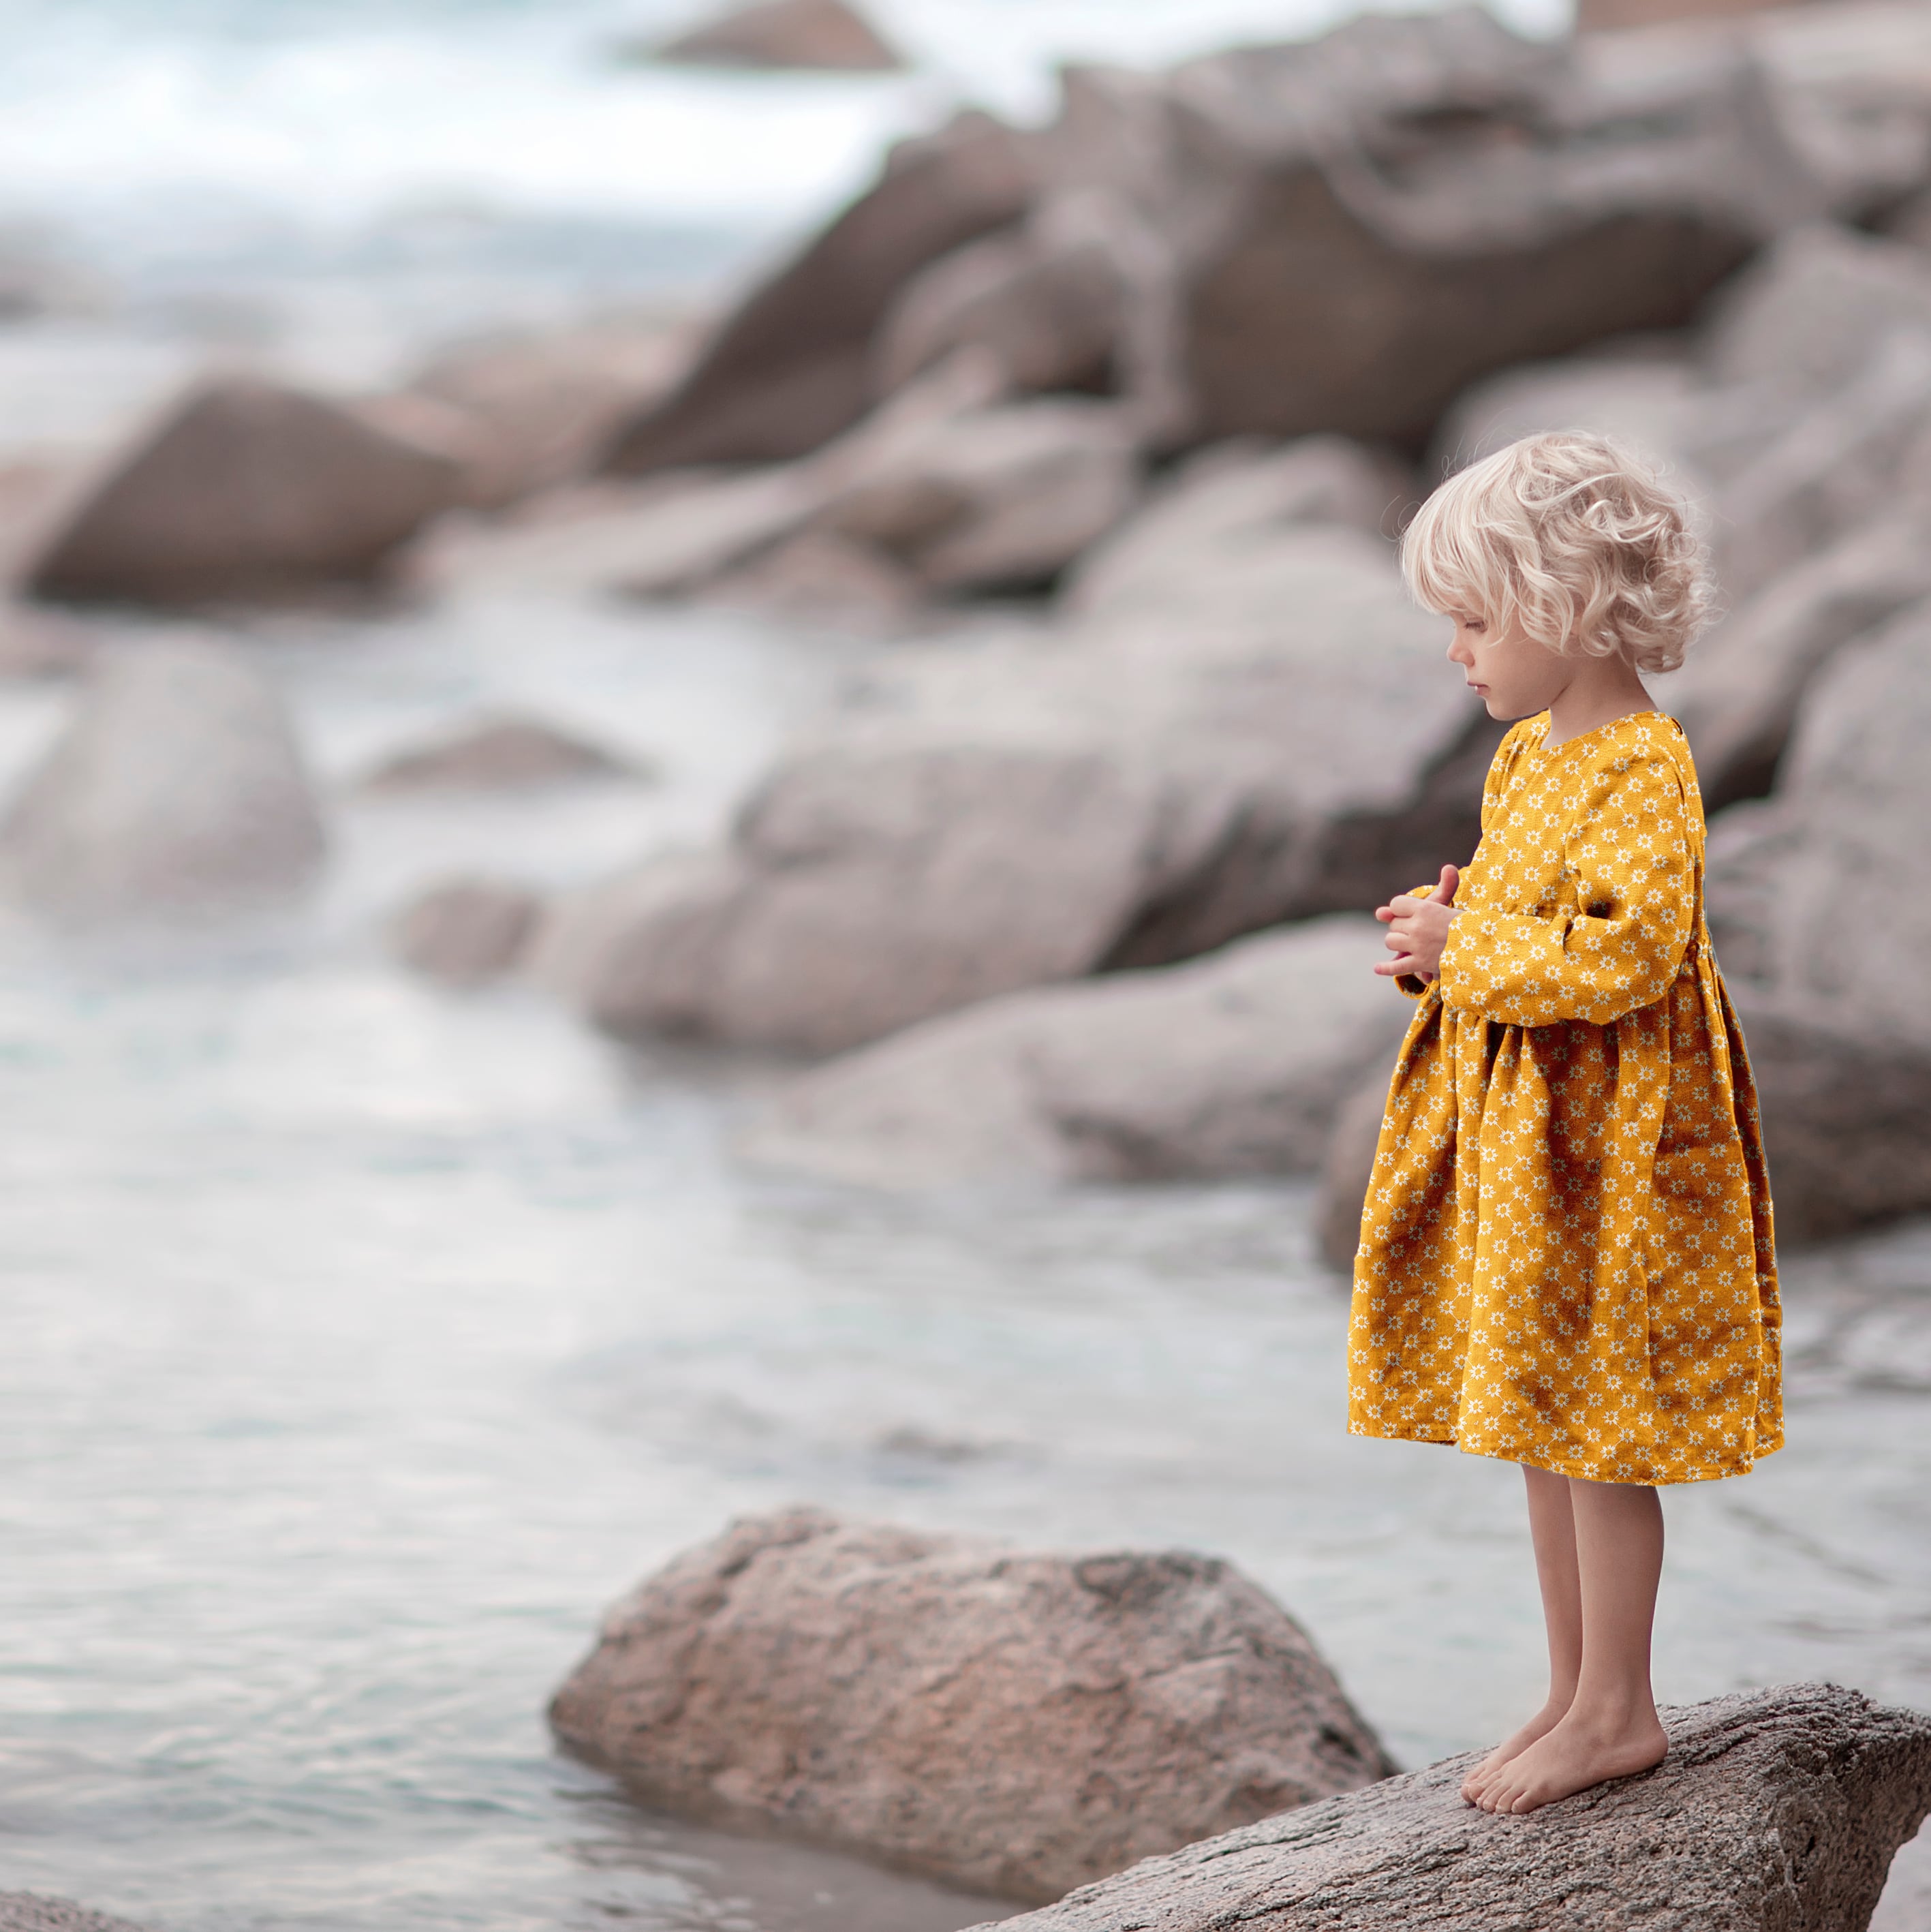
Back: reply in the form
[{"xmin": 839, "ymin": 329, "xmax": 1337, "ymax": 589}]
[
  {"xmin": 815, "ymin": 395, "xmax": 1139, "ymax": 591},
  {"xmin": 533, "ymin": 524, "xmax": 1485, "ymax": 1054},
  {"xmin": 390, "ymin": 877, "xmax": 544, "ymax": 987},
  {"xmin": 403, "ymin": 314, "xmax": 702, "ymax": 507},
  {"xmin": 0, "ymin": 639, "xmax": 327, "ymax": 919},
  {"xmin": 27, "ymin": 378, "xmax": 461, "ymax": 605},
  {"xmin": 611, "ymin": 7, "xmax": 1876, "ymax": 472},
  {"xmin": 739, "ymin": 917, "xmax": 1407, "ymax": 1189},
  {"xmin": 602, "ymin": 110, "xmax": 1036, "ymax": 471},
  {"xmin": 645, "ymin": 0, "xmax": 903, "ymax": 72},
  {"xmin": 1706, "ymin": 596, "xmax": 1931, "ymax": 1052},
  {"xmin": 549, "ymin": 1507, "xmax": 1395, "ymax": 1903},
  {"xmin": 967, "ymin": 1684, "xmax": 1931, "ymax": 1932},
  {"xmin": 1665, "ymin": 513, "xmax": 1931, "ymax": 809}
]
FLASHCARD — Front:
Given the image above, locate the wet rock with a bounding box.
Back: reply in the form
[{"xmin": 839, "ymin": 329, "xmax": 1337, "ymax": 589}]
[
  {"xmin": 1666, "ymin": 514, "xmax": 1931, "ymax": 809},
  {"xmin": 0, "ymin": 1895, "xmax": 158, "ymax": 1932},
  {"xmin": 602, "ymin": 110, "xmax": 1036, "ymax": 470},
  {"xmin": 360, "ymin": 713, "xmax": 642, "ymax": 793},
  {"xmin": 1061, "ymin": 436, "xmax": 1411, "ymax": 619},
  {"xmin": 405, "ymin": 314, "xmax": 702, "ymax": 507},
  {"xmin": 0, "ymin": 637, "xmax": 326, "ymax": 920},
  {"xmin": 645, "ymin": 0, "xmax": 903, "ymax": 72},
  {"xmin": 816, "ymin": 395, "xmax": 1140, "ymax": 591},
  {"xmin": 739, "ymin": 917, "xmax": 1407, "ymax": 1189},
  {"xmin": 390, "ymin": 877, "xmax": 544, "ymax": 987},
  {"xmin": 968, "ymin": 1684, "xmax": 1931, "ymax": 1932},
  {"xmin": 27, "ymin": 378, "xmax": 461, "ymax": 606},
  {"xmin": 534, "ymin": 525, "xmax": 1479, "ymax": 1054},
  {"xmin": 549, "ymin": 1506, "xmax": 1395, "ymax": 1904}
]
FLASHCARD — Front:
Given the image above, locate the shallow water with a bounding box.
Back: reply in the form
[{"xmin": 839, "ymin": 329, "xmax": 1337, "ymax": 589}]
[{"xmin": 0, "ymin": 583, "xmax": 1927, "ymax": 1929}]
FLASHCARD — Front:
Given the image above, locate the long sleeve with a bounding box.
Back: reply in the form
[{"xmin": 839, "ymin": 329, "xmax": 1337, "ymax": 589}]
[{"xmin": 1436, "ymin": 746, "xmax": 1695, "ymax": 1027}]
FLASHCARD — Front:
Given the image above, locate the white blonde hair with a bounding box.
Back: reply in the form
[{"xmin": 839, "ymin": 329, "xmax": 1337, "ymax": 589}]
[{"xmin": 1400, "ymin": 431, "xmax": 1712, "ymax": 675}]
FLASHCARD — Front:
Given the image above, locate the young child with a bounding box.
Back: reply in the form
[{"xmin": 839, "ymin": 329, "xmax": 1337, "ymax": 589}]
[{"xmin": 1348, "ymin": 431, "xmax": 1780, "ymax": 1817}]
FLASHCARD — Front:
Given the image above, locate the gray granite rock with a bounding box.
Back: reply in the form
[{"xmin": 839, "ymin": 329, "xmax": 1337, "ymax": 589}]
[
  {"xmin": 0, "ymin": 1897, "xmax": 155, "ymax": 1932},
  {"xmin": 965, "ymin": 1684, "xmax": 1931, "ymax": 1932}
]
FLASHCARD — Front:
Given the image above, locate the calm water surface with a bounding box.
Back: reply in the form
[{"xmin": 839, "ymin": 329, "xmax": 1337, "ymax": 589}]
[{"xmin": 0, "ymin": 589, "xmax": 1927, "ymax": 1930}]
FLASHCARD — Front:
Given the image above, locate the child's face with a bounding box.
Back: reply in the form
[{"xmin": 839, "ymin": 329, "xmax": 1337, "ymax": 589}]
[{"xmin": 1444, "ymin": 608, "xmax": 1566, "ymax": 720}]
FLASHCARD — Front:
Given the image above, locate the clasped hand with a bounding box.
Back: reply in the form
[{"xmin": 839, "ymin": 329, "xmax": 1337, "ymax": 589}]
[{"xmin": 1374, "ymin": 863, "xmax": 1459, "ymax": 982}]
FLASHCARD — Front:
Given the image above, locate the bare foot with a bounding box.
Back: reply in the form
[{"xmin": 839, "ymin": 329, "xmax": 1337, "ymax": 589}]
[
  {"xmin": 1474, "ymin": 1709, "xmax": 1668, "ymax": 1815},
  {"xmin": 1459, "ymin": 1699, "xmax": 1571, "ymax": 1806}
]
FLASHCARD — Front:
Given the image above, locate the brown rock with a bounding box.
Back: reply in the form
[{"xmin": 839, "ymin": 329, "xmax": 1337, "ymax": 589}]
[
  {"xmin": 360, "ymin": 713, "xmax": 641, "ymax": 792},
  {"xmin": 533, "ymin": 525, "xmax": 1483, "ymax": 1054},
  {"xmin": 967, "ymin": 1683, "xmax": 1931, "ymax": 1932},
  {"xmin": 548, "ymin": 1507, "xmax": 1395, "ymax": 1904},
  {"xmin": 602, "ymin": 110, "xmax": 1036, "ymax": 471},
  {"xmin": 26, "ymin": 378, "xmax": 461, "ymax": 605},
  {"xmin": 1665, "ymin": 513, "xmax": 1931, "ymax": 809},
  {"xmin": 737, "ymin": 917, "xmax": 1408, "ymax": 1189},
  {"xmin": 406, "ymin": 315, "xmax": 702, "ymax": 506},
  {"xmin": 390, "ymin": 877, "xmax": 544, "ymax": 987},
  {"xmin": 698, "ymin": 527, "xmax": 923, "ymax": 624},
  {"xmin": 1577, "ymin": 0, "xmax": 1805, "ymax": 33},
  {"xmin": 818, "ymin": 395, "xmax": 1140, "ymax": 591},
  {"xmin": 1061, "ymin": 436, "xmax": 1412, "ymax": 619},
  {"xmin": 0, "ymin": 637, "xmax": 327, "ymax": 920},
  {"xmin": 0, "ymin": 1896, "xmax": 157, "ymax": 1932},
  {"xmin": 646, "ymin": 0, "xmax": 903, "ymax": 72},
  {"xmin": 1705, "ymin": 595, "xmax": 1931, "ymax": 1052}
]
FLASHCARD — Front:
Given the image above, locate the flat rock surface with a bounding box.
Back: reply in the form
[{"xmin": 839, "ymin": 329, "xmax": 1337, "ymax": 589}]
[
  {"xmin": 967, "ymin": 1684, "xmax": 1931, "ymax": 1932},
  {"xmin": 549, "ymin": 1506, "xmax": 1394, "ymax": 1904}
]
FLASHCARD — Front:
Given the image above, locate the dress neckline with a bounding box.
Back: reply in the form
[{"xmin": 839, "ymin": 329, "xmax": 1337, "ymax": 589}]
[{"xmin": 1532, "ymin": 707, "xmax": 1667, "ymax": 756}]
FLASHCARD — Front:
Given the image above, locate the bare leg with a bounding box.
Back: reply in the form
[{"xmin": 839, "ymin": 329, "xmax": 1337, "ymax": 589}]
[
  {"xmin": 1460, "ymin": 1465, "xmax": 1582, "ymax": 1803},
  {"xmin": 1474, "ymin": 1477, "xmax": 1669, "ymax": 1814}
]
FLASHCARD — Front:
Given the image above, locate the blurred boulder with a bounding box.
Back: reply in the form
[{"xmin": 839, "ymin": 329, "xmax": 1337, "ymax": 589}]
[
  {"xmin": 402, "ymin": 315, "xmax": 703, "ymax": 506},
  {"xmin": 608, "ymin": 7, "xmax": 1860, "ymax": 473},
  {"xmin": 643, "ymin": 0, "xmax": 903, "ymax": 72},
  {"xmin": 1062, "ymin": 436, "xmax": 1412, "ymax": 618},
  {"xmin": 360, "ymin": 713, "xmax": 643, "ymax": 793},
  {"xmin": 1667, "ymin": 513, "xmax": 1931, "ymax": 808},
  {"xmin": 534, "ymin": 526, "xmax": 1481, "ymax": 1054},
  {"xmin": 738, "ymin": 916, "xmax": 1408, "ymax": 1189},
  {"xmin": 1705, "ymin": 596, "xmax": 1931, "ymax": 1054},
  {"xmin": 814, "ymin": 395, "xmax": 1140, "ymax": 591},
  {"xmin": 549, "ymin": 1506, "xmax": 1395, "ymax": 1903},
  {"xmin": 27, "ymin": 378, "xmax": 461, "ymax": 605},
  {"xmin": 698, "ymin": 528, "xmax": 923, "ymax": 624},
  {"xmin": 967, "ymin": 1685, "xmax": 1931, "ymax": 1932},
  {"xmin": 391, "ymin": 877, "xmax": 544, "ymax": 987},
  {"xmin": 1428, "ymin": 348, "xmax": 1705, "ymax": 478},
  {"xmin": 0, "ymin": 638, "xmax": 326, "ymax": 919},
  {"xmin": 1576, "ymin": 0, "xmax": 1806, "ymax": 30},
  {"xmin": 602, "ymin": 110, "xmax": 1036, "ymax": 470},
  {"xmin": 1701, "ymin": 222, "xmax": 1931, "ymax": 397}
]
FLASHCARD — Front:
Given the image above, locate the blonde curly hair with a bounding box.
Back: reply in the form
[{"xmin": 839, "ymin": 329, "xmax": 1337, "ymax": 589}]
[{"xmin": 1400, "ymin": 431, "xmax": 1712, "ymax": 676}]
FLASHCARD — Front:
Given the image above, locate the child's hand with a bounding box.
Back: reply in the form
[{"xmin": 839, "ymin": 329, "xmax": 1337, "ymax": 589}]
[{"xmin": 1374, "ymin": 864, "xmax": 1459, "ymax": 982}]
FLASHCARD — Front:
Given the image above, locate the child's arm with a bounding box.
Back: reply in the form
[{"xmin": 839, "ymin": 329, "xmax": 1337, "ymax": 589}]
[{"xmin": 1436, "ymin": 751, "xmax": 1695, "ymax": 1028}]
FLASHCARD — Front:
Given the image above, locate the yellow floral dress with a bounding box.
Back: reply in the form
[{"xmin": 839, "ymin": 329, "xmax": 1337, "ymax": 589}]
[{"xmin": 1347, "ymin": 709, "xmax": 1781, "ymax": 1486}]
